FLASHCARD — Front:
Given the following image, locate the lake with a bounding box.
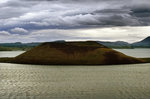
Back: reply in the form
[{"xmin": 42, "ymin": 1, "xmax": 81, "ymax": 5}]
[
  {"xmin": 0, "ymin": 49, "xmax": 150, "ymax": 99},
  {"xmin": 0, "ymin": 63, "xmax": 150, "ymax": 99},
  {"xmin": 0, "ymin": 48, "xmax": 150, "ymax": 58},
  {"xmin": 114, "ymin": 48, "xmax": 150, "ymax": 58},
  {"xmin": 0, "ymin": 51, "xmax": 25, "ymax": 58}
]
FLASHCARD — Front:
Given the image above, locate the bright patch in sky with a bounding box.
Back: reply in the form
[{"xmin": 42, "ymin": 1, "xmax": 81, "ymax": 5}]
[{"xmin": 0, "ymin": 0, "xmax": 9, "ymax": 3}]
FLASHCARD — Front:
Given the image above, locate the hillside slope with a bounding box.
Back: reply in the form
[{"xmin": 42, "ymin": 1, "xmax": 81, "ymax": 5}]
[
  {"xmin": 11, "ymin": 41, "xmax": 143, "ymax": 65},
  {"xmin": 97, "ymin": 41, "xmax": 132, "ymax": 48},
  {"xmin": 132, "ymin": 36, "xmax": 150, "ymax": 47}
]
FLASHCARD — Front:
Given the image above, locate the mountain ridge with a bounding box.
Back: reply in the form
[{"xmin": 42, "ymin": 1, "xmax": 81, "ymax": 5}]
[
  {"xmin": 0, "ymin": 36, "xmax": 150, "ymax": 50},
  {"xmin": 132, "ymin": 36, "xmax": 150, "ymax": 47}
]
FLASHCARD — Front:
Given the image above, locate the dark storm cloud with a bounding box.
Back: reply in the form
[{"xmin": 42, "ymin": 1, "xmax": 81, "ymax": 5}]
[
  {"xmin": 131, "ymin": 7, "xmax": 150, "ymax": 17},
  {"xmin": 0, "ymin": 0, "xmax": 150, "ymax": 42},
  {"xmin": 0, "ymin": 0, "xmax": 150, "ymax": 31},
  {"xmin": 130, "ymin": 6, "xmax": 150, "ymax": 25}
]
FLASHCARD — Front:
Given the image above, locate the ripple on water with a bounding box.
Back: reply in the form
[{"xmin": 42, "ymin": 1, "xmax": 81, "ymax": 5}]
[{"xmin": 0, "ymin": 63, "xmax": 150, "ymax": 99}]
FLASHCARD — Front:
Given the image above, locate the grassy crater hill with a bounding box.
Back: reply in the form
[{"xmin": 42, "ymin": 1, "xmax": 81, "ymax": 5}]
[{"xmin": 3, "ymin": 41, "xmax": 143, "ymax": 65}]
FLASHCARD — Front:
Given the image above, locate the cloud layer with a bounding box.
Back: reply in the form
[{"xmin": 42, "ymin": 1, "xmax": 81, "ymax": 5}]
[{"xmin": 0, "ymin": 0, "xmax": 150, "ymax": 42}]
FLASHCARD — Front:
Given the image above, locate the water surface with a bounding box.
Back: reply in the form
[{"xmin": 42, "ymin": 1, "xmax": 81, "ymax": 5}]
[
  {"xmin": 114, "ymin": 48, "xmax": 150, "ymax": 58},
  {"xmin": 0, "ymin": 49, "xmax": 150, "ymax": 58},
  {"xmin": 0, "ymin": 63, "xmax": 150, "ymax": 99},
  {"xmin": 0, "ymin": 50, "xmax": 150, "ymax": 99},
  {"xmin": 0, "ymin": 51, "xmax": 25, "ymax": 58}
]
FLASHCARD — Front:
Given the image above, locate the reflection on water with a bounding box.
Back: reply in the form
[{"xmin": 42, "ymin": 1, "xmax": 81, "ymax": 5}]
[
  {"xmin": 114, "ymin": 48, "xmax": 150, "ymax": 58},
  {"xmin": 0, "ymin": 51, "xmax": 25, "ymax": 57},
  {"xmin": 0, "ymin": 63, "xmax": 150, "ymax": 99}
]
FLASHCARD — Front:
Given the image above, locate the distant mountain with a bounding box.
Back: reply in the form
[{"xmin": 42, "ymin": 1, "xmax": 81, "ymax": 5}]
[
  {"xmin": 97, "ymin": 41, "xmax": 132, "ymax": 48},
  {"xmin": 0, "ymin": 42, "xmax": 40, "ymax": 47},
  {"xmin": 0, "ymin": 36, "xmax": 150, "ymax": 51},
  {"xmin": 0, "ymin": 40, "xmax": 65, "ymax": 48},
  {"xmin": 141, "ymin": 36, "xmax": 150, "ymax": 43},
  {"xmin": 9, "ymin": 41, "xmax": 143, "ymax": 65},
  {"xmin": 98, "ymin": 36, "xmax": 150, "ymax": 48},
  {"xmin": 132, "ymin": 36, "xmax": 150, "ymax": 47},
  {"xmin": 0, "ymin": 42, "xmax": 40, "ymax": 51}
]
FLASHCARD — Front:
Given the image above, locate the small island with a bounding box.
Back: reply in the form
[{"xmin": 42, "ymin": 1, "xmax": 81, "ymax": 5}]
[{"xmin": 0, "ymin": 41, "xmax": 147, "ymax": 65}]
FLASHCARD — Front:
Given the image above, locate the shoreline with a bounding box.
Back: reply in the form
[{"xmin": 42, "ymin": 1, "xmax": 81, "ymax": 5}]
[{"xmin": 0, "ymin": 57, "xmax": 149, "ymax": 66}]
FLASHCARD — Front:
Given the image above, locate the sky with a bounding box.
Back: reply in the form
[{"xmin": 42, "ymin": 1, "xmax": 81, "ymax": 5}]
[{"xmin": 0, "ymin": 0, "xmax": 150, "ymax": 43}]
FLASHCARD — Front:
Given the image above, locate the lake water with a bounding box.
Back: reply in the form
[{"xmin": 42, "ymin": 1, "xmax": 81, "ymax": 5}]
[
  {"xmin": 0, "ymin": 48, "xmax": 150, "ymax": 58},
  {"xmin": 114, "ymin": 48, "xmax": 150, "ymax": 58},
  {"xmin": 0, "ymin": 51, "xmax": 25, "ymax": 58},
  {"xmin": 0, "ymin": 49, "xmax": 150, "ymax": 99},
  {"xmin": 0, "ymin": 63, "xmax": 150, "ymax": 99}
]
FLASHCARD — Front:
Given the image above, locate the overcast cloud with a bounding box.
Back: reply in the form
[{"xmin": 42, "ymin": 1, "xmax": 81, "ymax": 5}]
[{"xmin": 0, "ymin": 0, "xmax": 150, "ymax": 42}]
